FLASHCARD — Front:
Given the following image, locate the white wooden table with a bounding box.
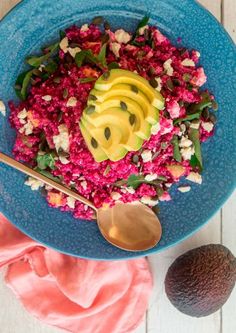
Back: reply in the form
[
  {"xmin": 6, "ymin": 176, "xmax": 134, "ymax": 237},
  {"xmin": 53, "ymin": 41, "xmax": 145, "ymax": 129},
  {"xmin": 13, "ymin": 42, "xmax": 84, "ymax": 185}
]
[{"xmin": 0, "ymin": 1, "xmax": 235, "ymax": 332}]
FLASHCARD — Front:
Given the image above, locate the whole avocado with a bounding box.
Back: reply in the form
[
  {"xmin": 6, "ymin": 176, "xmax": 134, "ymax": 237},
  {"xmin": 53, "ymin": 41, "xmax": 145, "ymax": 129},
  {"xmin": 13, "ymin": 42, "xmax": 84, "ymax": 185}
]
[{"xmin": 165, "ymin": 244, "xmax": 236, "ymax": 317}]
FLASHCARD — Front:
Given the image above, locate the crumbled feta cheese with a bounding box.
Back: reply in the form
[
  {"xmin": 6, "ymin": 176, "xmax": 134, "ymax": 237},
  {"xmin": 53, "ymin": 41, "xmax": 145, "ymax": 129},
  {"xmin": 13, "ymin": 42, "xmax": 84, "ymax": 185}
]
[
  {"xmin": 42, "ymin": 95, "xmax": 52, "ymax": 102},
  {"xmin": 84, "ymin": 205, "xmax": 88, "ymax": 211},
  {"xmin": 190, "ymin": 121, "xmax": 200, "ymax": 129},
  {"xmin": 181, "ymin": 59, "xmax": 195, "ymax": 67},
  {"xmin": 155, "ymin": 77, "xmax": 162, "ymax": 92},
  {"xmin": 138, "ymin": 25, "xmax": 148, "ymax": 35},
  {"xmin": 178, "ymin": 186, "xmax": 191, "ymax": 193},
  {"xmin": 67, "ymin": 196, "xmax": 76, "ymax": 209},
  {"xmin": 111, "ymin": 192, "xmax": 122, "ymax": 201},
  {"xmin": 81, "ymin": 181, "xmax": 87, "ymax": 190},
  {"xmin": 165, "ymin": 183, "xmax": 172, "ymax": 188},
  {"xmin": 45, "ymin": 185, "xmax": 53, "ymax": 191},
  {"xmin": 151, "ymin": 122, "xmax": 161, "ymax": 135},
  {"xmin": 196, "ymin": 51, "xmax": 201, "ymax": 58},
  {"xmin": 110, "ymin": 42, "xmax": 121, "ymax": 58},
  {"xmin": 114, "ymin": 29, "xmax": 131, "ymax": 44},
  {"xmin": 167, "ymin": 100, "xmax": 181, "ymax": 119},
  {"xmin": 19, "ymin": 118, "xmax": 26, "ymax": 125},
  {"xmin": 17, "ymin": 108, "xmax": 28, "ymax": 119},
  {"xmin": 25, "ymin": 177, "xmax": 44, "ymax": 191},
  {"xmin": 38, "ymin": 64, "xmax": 45, "ymax": 72},
  {"xmin": 0, "ymin": 100, "xmax": 6, "ymax": 116},
  {"xmin": 141, "ymin": 196, "xmax": 159, "ymax": 207},
  {"xmin": 163, "ymin": 59, "xmax": 174, "ymax": 76},
  {"xmin": 80, "ymin": 24, "xmax": 89, "ymax": 32},
  {"xmin": 145, "ymin": 174, "xmax": 158, "ymax": 182},
  {"xmin": 202, "ymin": 121, "xmax": 214, "ymax": 133},
  {"xmin": 126, "ymin": 187, "xmax": 135, "ymax": 194},
  {"xmin": 141, "ymin": 150, "xmax": 152, "ymax": 163},
  {"xmin": 68, "ymin": 47, "xmax": 81, "ymax": 58},
  {"xmin": 66, "ymin": 97, "xmax": 77, "ymax": 107},
  {"xmin": 181, "ymin": 146, "xmax": 195, "ymax": 160},
  {"xmin": 186, "ymin": 172, "xmax": 202, "ymax": 184},
  {"xmin": 59, "ymin": 156, "xmax": 70, "ymax": 165},
  {"xmin": 20, "ymin": 121, "xmax": 33, "ymax": 135},
  {"xmin": 179, "ymin": 136, "xmax": 193, "ymax": 148},
  {"xmin": 59, "ymin": 37, "xmax": 69, "ymax": 52},
  {"xmin": 180, "ymin": 123, "xmax": 186, "ymax": 133},
  {"xmin": 53, "ymin": 124, "xmax": 70, "ymax": 153},
  {"xmin": 159, "ymin": 192, "xmax": 171, "ymax": 201}
]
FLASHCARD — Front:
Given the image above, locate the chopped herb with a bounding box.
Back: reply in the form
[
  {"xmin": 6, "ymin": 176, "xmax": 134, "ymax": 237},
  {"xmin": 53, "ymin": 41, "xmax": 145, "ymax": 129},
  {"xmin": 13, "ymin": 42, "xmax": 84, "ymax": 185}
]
[
  {"xmin": 104, "ymin": 127, "xmax": 111, "ymax": 140},
  {"xmin": 59, "ymin": 30, "xmax": 66, "ymax": 39},
  {"xmin": 189, "ymin": 128, "xmax": 202, "ymax": 170},
  {"xmin": 97, "ymin": 43, "xmax": 107, "ymax": 67},
  {"xmin": 108, "ymin": 62, "xmax": 120, "ymax": 70},
  {"xmin": 174, "ymin": 112, "xmax": 201, "ymax": 125},
  {"xmin": 85, "ymin": 105, "xmax": 96, "ymax": 115},
  {"xmin": 44, "ymin": 60, "xmax": 58, "ymax": 74},
  {"xmin": 129, "ymin": 114, "xmax": 136, "ymax": 125},
  {"xmin": 171, "ymin": 135, "xmax": 182, "ymax": 162},
  {"xmin": 35, "ymin": 168, "xmax": 61, "ymax": 183},
  {"xmin": 79, "ymin": 77, "xmax": 96, "ymax": 83},
  {"xmin": 37, "ymin": 153, "xmax": 55, "ymax": 170},
  {"xmin": 120, "ymin": 101, "xmax": 128, "ymax": 111},
  {"xmin": 149, "ymin": 78, "xmax": 158, "ymax": 88},
  {"xmin": 131, "ymin": 85, "xmax": 139, "ymax": 94},
  {"xmin": 91, "ymin": 137, "xmax": 98, "ymax": 148},
  {"xmin": 103, "ymin": 165, "xmax": 111, "ymax": 176},
  {"xmin": 63, "ymin": 88, "xmax": 69, "ymax": 99},
  {"xmin": 15, "ymin": 70, "xmax": 34, "ymax": 100},
  {"xmin": 130, "ymin": 40, "xmax": 146, "ymax": 47},
  {"xmin": 127, "ymin": 174, "xmax": 145, "ymax": 189},
  {"xmin": 187, "ymin": 92, "xmax": 213, "ymax": 114},
  {"xmin": 92, "ymin": 16, "xmax": 104, "ymax": 25},
  {"xmin": 136, "ymin": 15, "xmax": 150, "ymax": 32},
  {"xmin": 75, "ymin": 50, "xmax": 87, "ymax": 67},
  {"xmin": 26, "ymin": 42, "xmax": 59, "ymax": 67}
]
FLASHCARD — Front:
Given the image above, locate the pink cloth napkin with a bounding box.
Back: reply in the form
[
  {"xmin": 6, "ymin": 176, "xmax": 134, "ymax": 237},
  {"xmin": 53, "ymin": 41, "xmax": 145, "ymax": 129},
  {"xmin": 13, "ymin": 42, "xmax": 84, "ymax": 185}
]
[{"xmin": 0, "ymin": 214, "xmax": 152, "ymax": 333}]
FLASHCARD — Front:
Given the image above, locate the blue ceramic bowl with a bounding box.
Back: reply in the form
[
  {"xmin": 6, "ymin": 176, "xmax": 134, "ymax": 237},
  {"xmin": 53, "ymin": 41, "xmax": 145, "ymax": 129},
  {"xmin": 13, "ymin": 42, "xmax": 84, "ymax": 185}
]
[{"xmin": 0, "ymin": 0, "xmax": 235, "ymax": 260}]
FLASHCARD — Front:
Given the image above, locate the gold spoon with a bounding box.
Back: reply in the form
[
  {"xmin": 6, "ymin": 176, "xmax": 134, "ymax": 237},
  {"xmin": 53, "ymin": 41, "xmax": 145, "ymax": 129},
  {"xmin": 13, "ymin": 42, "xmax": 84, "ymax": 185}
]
[{"xmin": 0, "ymin": 152, "xmax": 162, "ymax": 252}]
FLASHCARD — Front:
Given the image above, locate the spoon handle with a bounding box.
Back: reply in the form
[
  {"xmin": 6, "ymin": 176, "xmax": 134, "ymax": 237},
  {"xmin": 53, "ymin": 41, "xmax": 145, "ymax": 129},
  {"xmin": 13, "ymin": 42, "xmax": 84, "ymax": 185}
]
[{"xmin": 0, "ymin": 152, "xmax": 96, "ymax": 211}]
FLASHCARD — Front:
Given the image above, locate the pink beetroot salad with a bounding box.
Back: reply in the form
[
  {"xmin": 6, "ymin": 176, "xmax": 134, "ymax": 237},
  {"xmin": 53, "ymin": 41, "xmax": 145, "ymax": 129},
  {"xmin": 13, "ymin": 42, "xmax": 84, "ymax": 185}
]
[{"xmin": 9, "ymin": 17, "xmax": 217, "ymax": 220}]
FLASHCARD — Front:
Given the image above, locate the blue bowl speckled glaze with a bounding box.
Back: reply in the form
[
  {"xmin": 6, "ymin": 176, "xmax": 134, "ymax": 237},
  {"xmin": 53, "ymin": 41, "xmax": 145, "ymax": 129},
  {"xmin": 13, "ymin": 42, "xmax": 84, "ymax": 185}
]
[{"xmin": 0, "ymin": 0, "xmax": 235, "ymax": 260}]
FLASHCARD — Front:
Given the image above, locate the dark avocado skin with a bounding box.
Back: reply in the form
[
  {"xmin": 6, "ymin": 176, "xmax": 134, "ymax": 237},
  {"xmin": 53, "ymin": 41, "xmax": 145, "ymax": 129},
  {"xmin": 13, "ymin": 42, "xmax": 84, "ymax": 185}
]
[{"xmin": 165, "ymin": 244, "xmax": 236, "ymax": 317}]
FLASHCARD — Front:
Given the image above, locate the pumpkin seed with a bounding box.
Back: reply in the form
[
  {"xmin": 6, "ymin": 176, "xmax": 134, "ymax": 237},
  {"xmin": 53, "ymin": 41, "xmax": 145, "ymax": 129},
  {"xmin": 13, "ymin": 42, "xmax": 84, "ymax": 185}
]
[
  {"xmin": 53, "ymin": 77, "xmax": 61, "ymax": 84},
  {"xmin": 202, "ymin": 108, "xmax": 210, "ymax": 120},
  {"xmin": 104, "ymin": 21, "xmax": 111, "ymax": 30},
  {"xmin": 85, "ymin": 105, "xmax": 96, "ymax": 115},
  {"xmin": 129, "ymin": 114, "xmax": 136, "ymax": 125},
  {"xmin": 166, "ymin": 78, "xmax": 174, "ymax": 91},
  {"xmin": 102, "ymin": 71, "xmax": 110, "ymax": 80},
  {"xmin": 104, "ymin": 127, "xmax": 111, "ymax": 140},
  {"xmin": 131, "ymin": 85, "xmax": 138, "ymax": 94},
  {"xmin": 209, "ymin": 113, "xmax": 217, "ymax": 124},
  {"xmin": 149, "ymin": 78, "xmax": 158, "ymax": 88},
  {"xmin": 132, "ymin": 155, "xmax": 139, "ymax": 164},
  {"xmin": 101, "ymin": 33, "xmax": 110, "ymax": 44},
  {"xmin": 152, "ymin": 205, "xmax": 160, "ymax": 215},
  {"xmin": 57, "ymin": 111, "xmax": 63, "ymax": 122},
  {"xmin": 120, "ymin": 101, "xmax": 127, "ymax": 111},
  {"xmin": 103, "ymin": 165, "xmax": 111, "ymax": 176},
  {"xmin": 88, "ymin": 94, "xmax": 97, "ymax": 101},
  {"xmin": 148, "ymin": 67, "xmax": 155, "ymax": 76},
  {"xmin": 63, "ymin": 88, "xmax": 68, "ymax": 99},
  {"xmin": 212, "ymin": 100, "xmax": 218, "ymax": 111},
  {"xmin": 92, "ymin": 16, "xmax": 104, "ymax": 25},
  {"xmin": 183, "ymin": 73, "xmax": 191, "ymax": 82},
  {"xmin": 91, "ymin": 137, "xmax": 98, "ymax": 148}
]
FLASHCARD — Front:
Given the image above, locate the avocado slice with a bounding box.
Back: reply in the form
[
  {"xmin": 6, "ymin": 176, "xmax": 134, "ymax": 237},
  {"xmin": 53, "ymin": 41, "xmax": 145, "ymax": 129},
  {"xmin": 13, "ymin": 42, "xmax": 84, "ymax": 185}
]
[
  {"xmin": 95, "ymin": 69, "xmax": 165, "ymax": 110},
  {"xmin": 89, "ymin": 84, "xmax": 159, "ymax": 125},
  {"xmin": 87, "ymin": 96, "xmax": 152, "ymax": 140},
  {"xmin": 79, "ymin": 122, "xmax": 108, "ymax": 162}
]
